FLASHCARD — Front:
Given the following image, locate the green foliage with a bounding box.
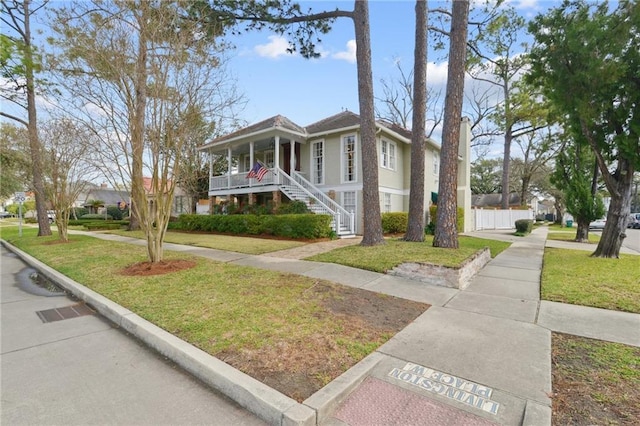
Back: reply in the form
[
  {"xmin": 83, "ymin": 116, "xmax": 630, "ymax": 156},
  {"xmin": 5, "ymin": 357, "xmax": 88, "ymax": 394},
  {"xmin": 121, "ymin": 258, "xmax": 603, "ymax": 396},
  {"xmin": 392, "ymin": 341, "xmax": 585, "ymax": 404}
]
[
  {"xmin": 106, "ymin": 206, "xmax": 127, "ymax": 220},
  {"xmin": 174, "ymin": 213, "xmax": 332, "ymax": 239},
  {"xmin": 190, "ymin": 1, "xmax": 335, "ymax": 59},
  {"xmin": 69, "ymin": 207, "xmax": 88, "ymax": 219},
  {"xmin": 528, "ymin": 1, "xmax": 640, "ymax": 192},
  {"xmin": 515, "ymin": 219, "xmax": 533, "ymax": 234},
  {"xmin": 381, "ymin": 212, "xmax": 408, "ymax": 234},
  {"xmin": 0, "ymin": 123, "xmax": 30, "ymax": 198},
  {"xmin": 83, "ymin": 222, "xmax": 125, "ymax": 231},
  {"xmin": 276, "ymin": 200, "xmax": 310, "ymax": 215},
  {"xmin": 80, "ymin": 213, "xmax": 113, "ymax": 220},
  {"xmin": 470, "ymin": 158, "xmax": 502, "ymax": 194},
  {"xmin": 552, "ymin": 135, "xmax": 606, "ymax": 225},
  {"xmin": 428, "ymin": 205, "xmax": 465, "ymax": 233}
]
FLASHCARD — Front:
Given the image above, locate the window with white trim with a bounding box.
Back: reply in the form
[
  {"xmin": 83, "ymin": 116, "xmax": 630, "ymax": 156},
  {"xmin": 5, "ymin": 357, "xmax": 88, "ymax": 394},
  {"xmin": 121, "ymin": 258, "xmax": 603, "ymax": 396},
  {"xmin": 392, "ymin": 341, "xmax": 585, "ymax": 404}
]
[
  {"xmin": 342, "ymin": 134, "xmax": 357, "ymax": 182},
  {"xmin": 383, "ymin": 192, "xmax": 391, "ymax": 213},
  {"xmin": 243, "ymin": 156, "xmax": 251, "ymax": 172},
  {"xmin": 380, "ymin": 140, "xmax": 396, "ymax": 170},
  {"xmin": 342, "ymin": 191, "xmax": 356, "ymax": 215},
  {"xmin": 311, "ymin": 140, "xmax": 324, "ymax": 184},
  {"xmin": 433, "ymin": 152, "xmax": 440, "ymax": 175}
]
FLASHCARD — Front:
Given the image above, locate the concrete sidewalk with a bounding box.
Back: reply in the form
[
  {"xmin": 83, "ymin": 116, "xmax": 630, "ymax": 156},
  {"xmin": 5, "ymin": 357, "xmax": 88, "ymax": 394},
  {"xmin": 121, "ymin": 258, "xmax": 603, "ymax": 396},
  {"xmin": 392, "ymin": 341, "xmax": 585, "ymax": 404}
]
[{"xmin": 2, "ymin": 227, "xmax": 639, "ymax": 425}]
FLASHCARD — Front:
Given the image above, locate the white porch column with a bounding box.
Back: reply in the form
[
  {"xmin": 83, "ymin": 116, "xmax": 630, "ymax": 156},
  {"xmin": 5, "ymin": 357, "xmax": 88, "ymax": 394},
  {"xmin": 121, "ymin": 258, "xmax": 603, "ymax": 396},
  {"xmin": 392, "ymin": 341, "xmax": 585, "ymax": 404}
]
[
  {"xmin": 289, "ymin": 140, "xmax": 295, "ymax": 173},
  {"xmin": 274, "ymin": 136, "xmax": 280, "ymax": 177},
  {"xmin": 209, "ymin": 151, "xmax": 213, "ymax": 190},
  {"xmin": 227, "ymin": 147, "xmax": 232, "ymax": 188},
  {"xmin": 249, "ymin": 141, "xmax": 255, "ymax": 187}
]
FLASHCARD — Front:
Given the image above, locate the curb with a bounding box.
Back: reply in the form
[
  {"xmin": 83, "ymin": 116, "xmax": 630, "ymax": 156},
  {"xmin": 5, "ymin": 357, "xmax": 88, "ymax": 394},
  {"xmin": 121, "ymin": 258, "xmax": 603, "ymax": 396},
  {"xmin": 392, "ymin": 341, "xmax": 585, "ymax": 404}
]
[{"xmin": 1, "ymin": 240, "xmax": 379, "ymax": 426}]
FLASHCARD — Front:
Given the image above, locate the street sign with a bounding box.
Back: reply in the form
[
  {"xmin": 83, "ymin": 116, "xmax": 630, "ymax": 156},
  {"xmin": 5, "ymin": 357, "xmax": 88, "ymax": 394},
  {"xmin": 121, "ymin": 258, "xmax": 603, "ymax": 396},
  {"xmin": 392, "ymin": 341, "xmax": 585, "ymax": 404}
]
[{"xmin": 15, "ymin": 192, "xmax": 25, "ymax": 203}]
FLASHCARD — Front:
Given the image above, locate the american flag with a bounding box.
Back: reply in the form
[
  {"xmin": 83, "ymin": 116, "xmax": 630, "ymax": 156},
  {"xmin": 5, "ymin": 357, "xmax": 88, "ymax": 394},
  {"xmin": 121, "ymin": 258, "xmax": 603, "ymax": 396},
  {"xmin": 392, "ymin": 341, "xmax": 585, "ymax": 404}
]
[{"xmin": 246, "ymin": 162, "xmax": 269, "ymax": 182}]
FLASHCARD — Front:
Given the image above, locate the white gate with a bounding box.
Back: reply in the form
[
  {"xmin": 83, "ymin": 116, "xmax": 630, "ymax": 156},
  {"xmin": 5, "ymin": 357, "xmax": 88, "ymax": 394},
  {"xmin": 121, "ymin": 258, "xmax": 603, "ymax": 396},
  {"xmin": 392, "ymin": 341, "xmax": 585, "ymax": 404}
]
[{"xmin": 473, "ymin": 208, "xmax": 534, "ymax": 230}]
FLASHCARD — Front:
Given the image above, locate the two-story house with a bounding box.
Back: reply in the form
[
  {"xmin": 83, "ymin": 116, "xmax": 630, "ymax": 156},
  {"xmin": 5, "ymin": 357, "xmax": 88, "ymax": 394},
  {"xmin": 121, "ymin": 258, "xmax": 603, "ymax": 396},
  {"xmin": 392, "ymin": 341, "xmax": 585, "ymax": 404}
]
[{"xmin": 198, "ymin": 111, "xmax": 472, "ymax": 237}]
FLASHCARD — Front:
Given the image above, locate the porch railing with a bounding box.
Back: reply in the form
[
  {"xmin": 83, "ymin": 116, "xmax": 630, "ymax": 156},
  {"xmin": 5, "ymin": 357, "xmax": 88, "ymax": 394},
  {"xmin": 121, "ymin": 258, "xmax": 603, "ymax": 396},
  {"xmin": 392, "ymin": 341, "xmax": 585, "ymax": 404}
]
[
  {"xmin": 208, "ymin": 167, "xmax": 355, "ymax": 236},
  {"xmin": 210, "ymin": 169, "xmax": 276, "ymax": 190}
]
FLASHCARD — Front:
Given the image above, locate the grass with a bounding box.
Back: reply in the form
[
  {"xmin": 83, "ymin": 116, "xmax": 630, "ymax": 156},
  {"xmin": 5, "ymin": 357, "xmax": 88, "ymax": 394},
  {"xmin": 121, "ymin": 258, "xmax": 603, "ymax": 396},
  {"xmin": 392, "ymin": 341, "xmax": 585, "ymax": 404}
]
[
  {"xmin": 0, "ymin": 227, "xmax": 334, "ymax": 353},
  {"xmin": 0, "ymin": 226, "xmax": 428, "ymax": 401},
  {"xmin": 103, "ymin": 229, "xmax": 307, "ymax": 254},
  {"xmin": 547, "ymin": 231, "xmax": 601, "ymax": 243},
  {"xmin": 542, "ymin": 247, "xmax": 640, "ymax": 313},
  {"xmin": 307, "ymin": 235, "xmax": 511, "ymax": 272},
  {"xmin": 552, "ymin": 333, "xmax": 640, "ymax": 425}
]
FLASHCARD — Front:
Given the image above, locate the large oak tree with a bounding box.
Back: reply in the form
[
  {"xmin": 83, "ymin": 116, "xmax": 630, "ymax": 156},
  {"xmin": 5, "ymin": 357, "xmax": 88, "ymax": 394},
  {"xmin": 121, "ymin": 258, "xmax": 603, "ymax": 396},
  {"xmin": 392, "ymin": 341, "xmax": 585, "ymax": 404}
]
[{"xmin": 529, "ymin": 0, "xmax": 640, "ymax": 258}]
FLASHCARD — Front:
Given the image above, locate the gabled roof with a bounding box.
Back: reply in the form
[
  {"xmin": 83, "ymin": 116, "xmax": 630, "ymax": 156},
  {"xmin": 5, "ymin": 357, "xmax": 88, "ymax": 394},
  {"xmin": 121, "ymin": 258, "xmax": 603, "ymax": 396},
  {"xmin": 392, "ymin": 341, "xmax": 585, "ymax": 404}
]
[
  {"xmin": 306, "ymin": 111, "xmax": 361, "ymax": 134},
  {"xmin": 201, "ymin": 114, "xmax": 306, "ymax": 148},
  {"xmin": 472, "ymin": 193, "xmax": 522, "ymax": 208},
  {"xmin": 84, "ymin": 189, "xmax": 129, "ymax": 206},
  {"xmin": 199, "ymin": 111, "xmax": 439, "ymax": 151}
]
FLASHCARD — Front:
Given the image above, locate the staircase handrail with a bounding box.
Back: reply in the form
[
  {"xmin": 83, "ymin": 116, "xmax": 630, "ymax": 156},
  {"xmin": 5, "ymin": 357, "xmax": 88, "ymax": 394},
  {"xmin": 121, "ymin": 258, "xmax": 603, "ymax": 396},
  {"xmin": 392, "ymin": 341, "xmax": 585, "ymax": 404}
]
[
  {"xmin": 276, "ymin": 168, "xmax": 355, "ymax": 234},
  {"xmin": 290, "ymin": 170, "xmax": 355, "ymax": 228}
]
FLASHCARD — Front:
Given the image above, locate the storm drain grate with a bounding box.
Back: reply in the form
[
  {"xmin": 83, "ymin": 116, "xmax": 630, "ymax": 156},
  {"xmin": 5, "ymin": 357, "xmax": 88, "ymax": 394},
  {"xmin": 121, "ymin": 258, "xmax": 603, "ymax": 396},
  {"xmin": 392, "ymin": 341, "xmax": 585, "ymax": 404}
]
[{"xmin": 36, "ymin": 303, "xmax": 95, "ymax": 323}]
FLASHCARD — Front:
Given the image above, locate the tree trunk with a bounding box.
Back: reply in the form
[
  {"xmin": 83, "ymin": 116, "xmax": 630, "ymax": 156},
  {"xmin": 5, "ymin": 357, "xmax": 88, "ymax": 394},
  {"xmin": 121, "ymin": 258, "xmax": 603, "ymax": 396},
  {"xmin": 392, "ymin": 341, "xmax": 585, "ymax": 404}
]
[
  {"xmin": 24, "ymin": 0, "xmax": 51, "ymax": 237},
  {"xmin": 433, "ymin": 0, "xmax": 469, "ymax": 249},
  {"xmin": 354, "ymin": 0, "xmax": 384, "ymax": 246},
  {"xmin": 128, "ymin": 7, "xmax": 149, "ymax": 253},
  {"xmin": 500, "ymin": 129, "xmax": 512, "ymax": 210},
  {"xmin": 574, "ymin": 220, "xmax": 589, "ymax": 243},
  {"xmin": 592, "ymin": 160, "xmax": 634, "ymax": 258},
  {"xmin": 404, "ymin": 0, "xmax": 427, "ymax": 242}
]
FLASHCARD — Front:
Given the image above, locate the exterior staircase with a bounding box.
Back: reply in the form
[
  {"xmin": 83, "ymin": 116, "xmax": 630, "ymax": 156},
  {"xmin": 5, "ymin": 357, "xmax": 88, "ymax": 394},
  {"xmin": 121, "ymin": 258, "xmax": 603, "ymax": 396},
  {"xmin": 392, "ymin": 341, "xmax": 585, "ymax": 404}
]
[{"xmin": 276, "ymin": 168, "xmax": 355, "ymax": 238}]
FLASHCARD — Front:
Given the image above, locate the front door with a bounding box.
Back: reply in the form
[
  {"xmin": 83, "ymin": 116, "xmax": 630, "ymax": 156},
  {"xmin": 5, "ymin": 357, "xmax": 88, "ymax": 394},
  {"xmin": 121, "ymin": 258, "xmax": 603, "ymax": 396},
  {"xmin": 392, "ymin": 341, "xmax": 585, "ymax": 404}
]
[{"xmin": 282, "ymin": 142, "xmax": 300, "ymax": 175}]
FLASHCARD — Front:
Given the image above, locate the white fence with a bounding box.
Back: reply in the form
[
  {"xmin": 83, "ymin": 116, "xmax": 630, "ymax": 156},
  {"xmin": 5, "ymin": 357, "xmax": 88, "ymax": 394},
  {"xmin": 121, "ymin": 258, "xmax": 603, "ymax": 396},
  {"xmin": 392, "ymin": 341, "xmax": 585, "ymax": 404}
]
[{"xmin": 473, "ymin": 208, "xmax": 534, "ymax": 231}]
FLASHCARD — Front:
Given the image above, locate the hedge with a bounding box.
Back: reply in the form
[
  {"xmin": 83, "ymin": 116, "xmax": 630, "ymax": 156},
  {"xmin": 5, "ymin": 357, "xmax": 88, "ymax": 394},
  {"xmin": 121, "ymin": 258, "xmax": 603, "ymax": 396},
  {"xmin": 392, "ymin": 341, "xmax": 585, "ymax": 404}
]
[
  {"xmin": 427, "ymin": 205, "xmax": 465, "ymax": 234},
  {"xmin": 515, "ymin": 219, "xmax": 533, "ymax": 235},
  {"xmin": 381, "ymin": 212, "xmax": 409, "ymax": 233},
  {"xmin": 172, "ymin": 213, "xmax": 333, "ymax": 239}
]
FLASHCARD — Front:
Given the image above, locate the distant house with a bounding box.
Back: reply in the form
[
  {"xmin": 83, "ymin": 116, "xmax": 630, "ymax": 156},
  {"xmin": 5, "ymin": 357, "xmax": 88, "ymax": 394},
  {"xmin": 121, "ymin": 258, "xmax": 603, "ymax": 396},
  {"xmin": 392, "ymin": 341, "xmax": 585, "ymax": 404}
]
[
  {"xmin": 83, "ymin": 188, "xmax": 130, "ymax": 213},
  {"xmin": 83, "ymin": 180, "xmax": 189, "ymax": 217},
  {"xmin": 198, "ymin": 111, "xmax": 473, "ymax": 236},
  {"xmin": 472, "ymin": 193, "xmax": 523, "ymax": 209}
]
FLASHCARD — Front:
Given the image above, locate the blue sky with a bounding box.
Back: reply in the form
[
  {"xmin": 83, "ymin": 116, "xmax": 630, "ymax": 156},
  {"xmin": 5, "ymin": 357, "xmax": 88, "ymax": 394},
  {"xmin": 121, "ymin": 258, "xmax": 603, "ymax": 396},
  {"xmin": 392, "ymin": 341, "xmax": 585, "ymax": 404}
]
[{"xmin": 224, "ymin": 0, "xmax": 556, "ymax": 129}]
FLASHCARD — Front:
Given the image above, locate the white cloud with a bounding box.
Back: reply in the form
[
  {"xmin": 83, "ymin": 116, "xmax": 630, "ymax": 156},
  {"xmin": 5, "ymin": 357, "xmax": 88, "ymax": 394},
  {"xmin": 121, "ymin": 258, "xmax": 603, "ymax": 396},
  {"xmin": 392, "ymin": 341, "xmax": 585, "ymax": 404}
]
[
  {"xmin": 427, "ymin": 62, "xmax": 449, "ymax": 85},
  {"xmin": 332, "ymin": 40, "xmax": 357, "ymax": 63},
  {"xmin": 254, "ymin": 35, "xmax": 291, "ymax": 59}
]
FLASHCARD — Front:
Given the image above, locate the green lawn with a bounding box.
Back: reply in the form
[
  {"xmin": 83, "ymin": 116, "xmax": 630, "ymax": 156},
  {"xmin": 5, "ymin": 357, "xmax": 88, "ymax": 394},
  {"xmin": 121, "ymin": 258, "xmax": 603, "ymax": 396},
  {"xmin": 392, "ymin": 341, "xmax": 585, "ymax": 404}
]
[
  {"xmin": 547, "ymin": 231, "xmax": 601, "ymax": 243},
  {"xmin": 307, "ymin": 235, "xmax": 511, "ymax": 272},
  {"xmin": 542, "ymin": 247, "xmax": 640, "ymax": 313},
  {"xmin": 104, "ymin": 229, "xmax": 306, "ymax": 254}
]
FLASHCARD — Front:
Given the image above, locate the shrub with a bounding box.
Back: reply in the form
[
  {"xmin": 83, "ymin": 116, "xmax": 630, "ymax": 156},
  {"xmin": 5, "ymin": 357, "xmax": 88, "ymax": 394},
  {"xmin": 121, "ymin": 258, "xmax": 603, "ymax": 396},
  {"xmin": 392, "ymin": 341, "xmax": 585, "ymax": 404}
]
[
  {"xmin": 276, "ymin": 200, "xmax": 310, "ymax": 215},
  {"xmin": 381, "ymin": 212, "xmax": 408, "ymax": 233},
  {"xmin": 80, "ymin": 213, "xmax": 113, "ymax": 220},
  {"xmin": 173, "ymin": 213, "xmax": 332, "ymax": 239},
  {"xmin": 428, "ymin": 205, "xmax": 465, "ymax": 233},
  {"xmin": 69, "ymin": 207, "xmax": 89, "ymax": 219},
  {"xmin": 515, "ymin": 219, "xmax": 533, "ymax": 235},
  {"xmin": 83, "ymin": 222, "xmax": 125, "ymax": 231},
  {"xmin": 107, "ymin": 206, "xmax": 127, "ymax": 220}
]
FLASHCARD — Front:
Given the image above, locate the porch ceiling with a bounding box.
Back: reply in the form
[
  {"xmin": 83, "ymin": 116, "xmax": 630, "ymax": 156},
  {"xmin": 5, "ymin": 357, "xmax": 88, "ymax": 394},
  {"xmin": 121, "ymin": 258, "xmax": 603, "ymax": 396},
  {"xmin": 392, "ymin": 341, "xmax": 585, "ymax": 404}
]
[{"xmin": 208, "ymin": 136, "xmax": 296, "ymax": 156}]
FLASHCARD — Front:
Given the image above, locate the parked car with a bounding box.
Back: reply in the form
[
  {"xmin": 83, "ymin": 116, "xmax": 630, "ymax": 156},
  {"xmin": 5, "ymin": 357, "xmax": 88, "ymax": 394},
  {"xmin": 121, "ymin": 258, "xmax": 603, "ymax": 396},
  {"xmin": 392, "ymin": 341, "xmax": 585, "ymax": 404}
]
[
  {"xmin": 36, "ymin": 210, "xmax": 56, "ymax": 223},
  {"xmin": 0, "ymin": 211, "xmax": 13, "ymax": 218},
  {"xmin": 589, "ymin": 219, "xmax": 606, "ymax": 230},
  {"xmin": 628, "ymin": 214, "xmax": 640, "ymax": 229}
]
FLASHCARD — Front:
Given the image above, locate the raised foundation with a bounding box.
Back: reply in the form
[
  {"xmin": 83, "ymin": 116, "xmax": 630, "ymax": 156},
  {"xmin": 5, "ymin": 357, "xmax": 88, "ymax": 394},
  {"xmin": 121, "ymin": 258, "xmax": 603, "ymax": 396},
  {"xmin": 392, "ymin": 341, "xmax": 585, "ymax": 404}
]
[{"xmin": 388, "ymin": 248, "xmax": 491, "ymax": 290}]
